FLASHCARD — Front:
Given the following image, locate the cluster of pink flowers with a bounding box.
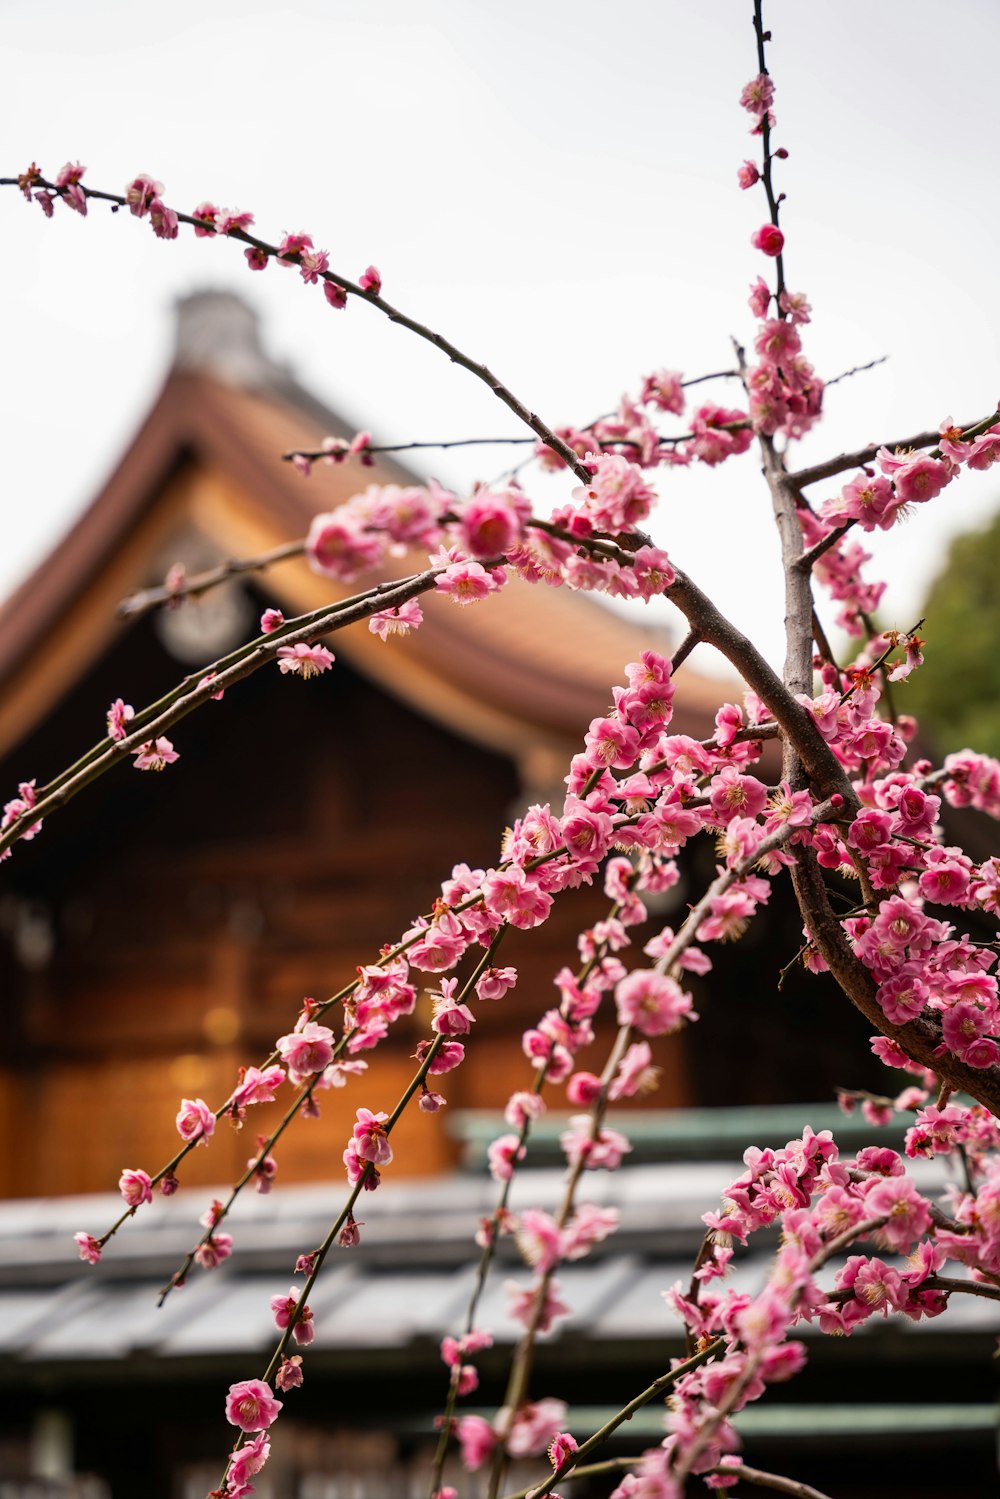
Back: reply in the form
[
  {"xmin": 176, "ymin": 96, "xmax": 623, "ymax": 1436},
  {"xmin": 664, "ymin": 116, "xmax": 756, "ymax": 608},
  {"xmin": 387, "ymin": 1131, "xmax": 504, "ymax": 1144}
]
[
  {"xmin": 533, "ymin": 375, "xmax": 755, "ymax": 477},
  {"xmin": 602, "ymin": 1118, "xmax": 990, "ymax": 1488}
]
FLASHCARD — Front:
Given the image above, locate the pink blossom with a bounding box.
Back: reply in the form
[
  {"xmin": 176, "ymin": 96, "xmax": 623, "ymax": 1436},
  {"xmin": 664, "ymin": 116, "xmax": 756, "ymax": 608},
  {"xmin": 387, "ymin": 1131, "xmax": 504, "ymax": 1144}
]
[
  {"xmin": 229, "ymin": 1065, "xmax": 285, "ymax": 1111},
  {"xmin": 516, "ymin": 1209, "xmax": 563, "ymax": 1273},
  {"xmin": 838, "ymin": 1256, "xmax": 905, "ymax": 1317},
  {"xmin": 629, "ymin": 545, "xmax": 676, "ymax": 600},
  {"xmin": 125, "ymin": 174, "xmax": 163, "ymax": 217},
  {"xmin": 865, "ymin": 1175, "xmax": 931, "ymax": 1252},
  {"xmin": 504, "ymin": 1090, "xmax": 545, "ymax": 1129},
  {"xmin": 890, "ymin": 454, "xmax": 952, "ymax": 504},
  {"xmin": 708, "ymin": 766, "xmax": 768, "ymax": 819},
  {"xmin": 276, "ymin": 1022, "xmax": 335, "ymax": 1077},
  {"xmin": 750, "ymin": 224, "xmax": 784, "ymax": 257},
  {"xmin": 369, "ymin": 599, "xmax": 423, "ymax": 640},
  {"xmin": 566, "ymin": 1070, "xmax": 602, "ymax": 1107},
  {"xmin": 748, "ymin": 276, "xmax": 771, "ymax": 317},
  {"xmin": 876, "ymin": 973, "xmax": 928, "ymax": 1025},
  {"xmin": 737, "ymin": 159, "xmax": 760, "ymax": 190},
  {"xmin": 299, "ymin": 247, "xmax": 330, "ymax": 284},
  {"xmin": 457, "ymin": 488, "xmax": 528, "ymax": 558},
  {"xmin": 476, "ymin": 965, "xmax": 517, "ymax": 1001},
  {"xmin": 248, "ymin": 1138, "xmax": 277, "ymax": 1193},
  {"xmin": 561, "ymin": 1203, "xmax": 619, "ymax": 1259},
  {"xmin": 1, "ymin": 779, "xmax": 42, "ymax": 846},
  {"xmin": 584, "ymin": 715, "xmax": 640, "ymax": 771},
  {"xmin": 640, "ymin": 369, "xmax": 685, "ymax": 414},
  {"xmin": 435, "ymin": 559, "xmax": 504, "ymax": 604},
  {"xmin": 457, "ymin": 1415, "xmax": 495, "ymax": 1471},
  {"xmin": 149, "ymin": 199, "xmax": 178, "ymax": 240},
  {"xmin": 352, "ymin": 1107, "xmax": 393, "ymax": 1165},
  {"xmin": 260, "ymin": 608, "xmax": 284, "ymax": 634},
  {"xmin": 505, "ymin": 1278, "xmax": 570, "ymax": 1333},
  {"xmin": 74, "ymin": 1232, "xmax": 102, "ymax": 1264},
  {"xmin": 419, "ymin": 1038, "xmax": 465, "ymax": 1074},
  {"xmin": 277, "ymin": 230, "xmax": 314, "ymax": 265},
  {"xmin": 561, "ymin": 1115, "xmax": 632, "ymax": 1171},
  {"xmin": 195, "ymin": 1233, "xmax": 233, "ymax": 1270},
  {"xmin": 359, "ymin": 265, "xmax": 382, "ymax": 294},
  {"xmin": 779, "ymin": 289, "xmax": 812, "ymax": 324},
  {"xmin": 276, "ymin": 642, "xmax": 335, "ymax": 678},
  {"xmin": 609, "ymin": 1041, "xmax": 658, "ymax": 1100},
  {"xmin": 307, "ymin": 510, "xmax": 383, "ymax": 579},
  {"xmin": 614, "ymin": 969, "xmax": 693, "ymax": 1036},
  {"xmin": 324, "ymin": 281, "xmax": 348, "ymax": 309},
  {"xmin": 573, "ymin": 453, "xmax": 657, "ymax": 532},
  {"xmin": 228, "ymin": 1432, "xmax": 271, "ymax": 1489},
  {"xmin": 272, "ymin": 1357, "xmax": 305, "ymax": 1400},
  {"xmin": 431, "ymin": 989, "xmax": 475, "ymax": 1035},
  {"xmin": 507, "ymin": 1399, "xmax": 569, "ymax": 1459},
  {"xmin": 118, "ymin": 1168, "xmax": 153, "ymax": 1208},
  {"xmin": 225, "ymin": 1379, "xmax": 283, "ymax": 1433},
  {"xmin": 487, "ymin": 1133, "xmax": 526, "ymax": 1182},
  {"xmin": 176, "ymin": 1097, "xmax": 216, "ymax": 1145},
  {"xmin": 941, "ymin": 1001, "xmax": 1000, "ymax": 1068},
  {"xmin": 218, "ymin": 209, "xmax": 255, "ymax": 234},
  {"xmin": 481, "ymin": 866, "xmax": 553, "ymax": 929},
  {"xmin": 245, "ymin": 246, "xmax": 268, "ymax": 271},
  {"xmin": 192, "ymin": 201, "xmax": 219, "ymax": 236},
  {"xmin": 739, "ymin": 73, "xmax": 775, "ymax": 115},
  {"xmin": 271, "ymin": 1287, "xmax": 315, "ymax": 1345},
  {"xmin": 343, "ymin": 1137, "xmax": 381, "ymax": 1188},
  {"xmin": 56, "ymin": 162, "xmax": 87, "ymax": 214},
  {"xmin": 968, "ymin": 430, "xmax": 1000, "ymax": 470},
  {"xmin": 131, "ymin": 737, "xmax": 179, "ymax": 771}
]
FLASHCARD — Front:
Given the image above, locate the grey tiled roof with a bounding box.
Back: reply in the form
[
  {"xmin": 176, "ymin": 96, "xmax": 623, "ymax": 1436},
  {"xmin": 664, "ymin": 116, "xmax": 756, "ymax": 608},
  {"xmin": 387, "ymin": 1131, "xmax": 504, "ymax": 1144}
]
[{"xmin": 1, "ymin": 1154, "xmax": 997, "ymax": 1373}]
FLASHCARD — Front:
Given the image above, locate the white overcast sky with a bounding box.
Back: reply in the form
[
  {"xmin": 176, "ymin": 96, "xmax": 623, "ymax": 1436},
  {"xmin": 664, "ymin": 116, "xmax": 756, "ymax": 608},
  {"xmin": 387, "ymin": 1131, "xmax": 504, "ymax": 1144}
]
[{"xmin": 3, "ymin": 0, "xmax": 1000, "ymax": 674}]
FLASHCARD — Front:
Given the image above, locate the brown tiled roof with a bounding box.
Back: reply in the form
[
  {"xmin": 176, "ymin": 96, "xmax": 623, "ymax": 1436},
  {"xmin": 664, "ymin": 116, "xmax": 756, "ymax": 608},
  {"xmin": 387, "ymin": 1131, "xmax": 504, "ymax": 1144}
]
[{"xmin": 0, "ymin": 296, "xmax": 726, "ymax": 763}]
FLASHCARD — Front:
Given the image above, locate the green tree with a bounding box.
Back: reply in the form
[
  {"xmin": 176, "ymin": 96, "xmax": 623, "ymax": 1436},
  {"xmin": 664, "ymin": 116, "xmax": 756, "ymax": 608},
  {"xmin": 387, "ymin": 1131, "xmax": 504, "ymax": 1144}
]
[{"xmin": 906, "ymin": 504, "xmax": 1000, "ymax": 758}]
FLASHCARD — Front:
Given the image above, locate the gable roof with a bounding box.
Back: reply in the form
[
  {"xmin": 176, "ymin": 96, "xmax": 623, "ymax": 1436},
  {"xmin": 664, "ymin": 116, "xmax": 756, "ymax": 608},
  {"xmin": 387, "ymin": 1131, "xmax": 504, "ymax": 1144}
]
[{"xmin": 0, "ymin": 292, "xmax": 724, "ymax": 775}]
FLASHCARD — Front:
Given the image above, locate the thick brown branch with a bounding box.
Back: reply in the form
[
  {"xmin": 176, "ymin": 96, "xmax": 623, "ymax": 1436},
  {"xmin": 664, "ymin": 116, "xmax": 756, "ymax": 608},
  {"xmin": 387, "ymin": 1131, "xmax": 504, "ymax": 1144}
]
[{"xmin": 663, "ymin": 569, "xmax": 853, "ymax": 804}]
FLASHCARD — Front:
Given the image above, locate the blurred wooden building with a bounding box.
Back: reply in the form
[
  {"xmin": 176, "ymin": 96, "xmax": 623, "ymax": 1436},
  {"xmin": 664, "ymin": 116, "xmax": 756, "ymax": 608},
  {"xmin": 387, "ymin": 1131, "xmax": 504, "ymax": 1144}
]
[{"xmin": 0, "ymin": 291, "xmax": 734, "ymax": 1200}]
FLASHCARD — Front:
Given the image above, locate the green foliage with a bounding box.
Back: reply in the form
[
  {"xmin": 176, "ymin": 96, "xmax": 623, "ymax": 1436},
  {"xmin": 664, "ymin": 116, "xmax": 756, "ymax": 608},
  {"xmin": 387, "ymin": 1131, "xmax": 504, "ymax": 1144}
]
[{"xmin": 905, "ymin": 505, "xmax": 1000, "ymax": 758}]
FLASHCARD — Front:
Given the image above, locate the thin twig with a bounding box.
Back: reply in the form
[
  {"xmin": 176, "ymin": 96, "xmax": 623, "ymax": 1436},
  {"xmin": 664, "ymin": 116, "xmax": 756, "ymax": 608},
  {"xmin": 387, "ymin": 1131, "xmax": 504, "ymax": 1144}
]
[
  {"xmin": 788, "ymin": 409, "xmax": 999, "ymax": 489},
  {"xmin": 825, "ymin": 354, "xmax": 888, "ymax": 389},
  {"xmin": 118, "ymin": 540, "xmax": 305, "ymax": 620},
  {"xmin": 709, "ymin": 1463, "xmax": 835, "ymax": 1499},
  {"xmin": 521, "ymin": 1338, "xmax": 726, "ymax": 1499},
  {"xmin": 5, "ymin": 172, "xmax": 593, "ymax": 484}
]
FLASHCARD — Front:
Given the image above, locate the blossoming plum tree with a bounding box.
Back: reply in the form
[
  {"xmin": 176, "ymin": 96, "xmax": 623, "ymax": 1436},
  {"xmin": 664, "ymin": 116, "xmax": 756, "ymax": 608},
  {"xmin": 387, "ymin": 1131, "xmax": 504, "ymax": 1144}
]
[{"xmin": 5, "ymin": 4, "xmax": 1000, "ymax": 1497}]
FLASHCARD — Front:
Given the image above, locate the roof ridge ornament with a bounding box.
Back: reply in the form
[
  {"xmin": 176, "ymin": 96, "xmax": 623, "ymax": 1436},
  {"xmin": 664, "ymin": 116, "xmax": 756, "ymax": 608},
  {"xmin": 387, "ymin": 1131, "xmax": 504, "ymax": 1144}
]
[{"xmin": 173, "ymin": 289, "xmax": 282, "ymax": 389}]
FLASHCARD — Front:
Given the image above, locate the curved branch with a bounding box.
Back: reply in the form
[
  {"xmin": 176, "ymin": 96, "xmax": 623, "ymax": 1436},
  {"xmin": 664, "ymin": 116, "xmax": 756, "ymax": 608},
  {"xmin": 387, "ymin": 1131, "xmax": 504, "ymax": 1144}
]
[
  {"xmin": 663, "ymin": 568, "xmax": 854, "ymax": 804},
  {"xmin": 3, "ymin": 173, "xmax": 593, "ymax": 484}
]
